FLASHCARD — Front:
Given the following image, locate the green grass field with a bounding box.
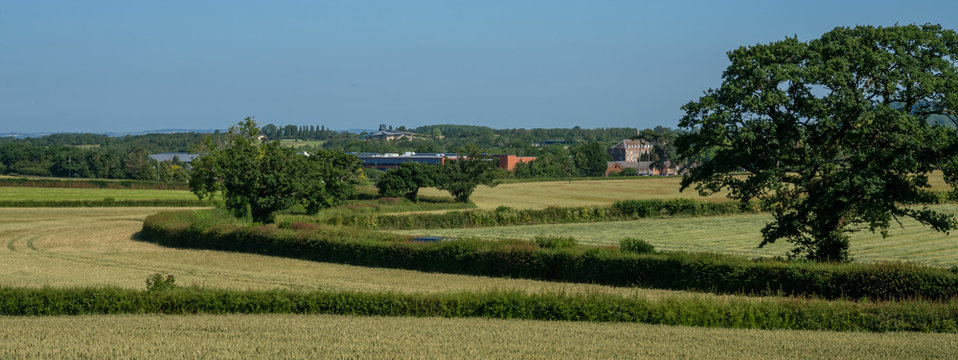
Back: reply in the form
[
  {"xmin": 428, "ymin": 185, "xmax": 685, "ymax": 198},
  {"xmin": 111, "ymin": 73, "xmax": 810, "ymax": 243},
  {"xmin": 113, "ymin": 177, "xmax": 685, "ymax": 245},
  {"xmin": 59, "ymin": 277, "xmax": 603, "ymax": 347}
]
[
  {"xmin": 278, "ymin": 139, "xmax": 325, "ymax": 148},
  {"xmin": 396, "ymin": 205, "xmax": 958, "ymax": 267},
  {"xmin": 0, "ymin": 187, "xmax": 197, "ymax": 201},
  {"xmin": 1, "ymin": 314, "xmax": 954, "ymax": 359}
]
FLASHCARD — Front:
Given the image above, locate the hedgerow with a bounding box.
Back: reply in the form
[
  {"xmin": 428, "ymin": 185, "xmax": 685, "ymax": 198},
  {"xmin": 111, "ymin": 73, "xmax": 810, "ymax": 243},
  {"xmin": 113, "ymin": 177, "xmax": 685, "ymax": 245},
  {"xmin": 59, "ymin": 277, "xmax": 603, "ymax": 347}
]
[
  {"xmin": 0, "ymin": 287, "xmax": 954, "ymax": 332},
  {"xmin": 0, "ymin": 199, "xmax": 220, "ymax": 207},
  {"xmin": 317, "ymin": 199, "xmax": 748, "ymax": 230},
  {"xmin": 0, "ymin": 177, "xmax": 189, "ymax": 190},
  {"xmin": 141, "ymin": 209, "xmax": 958, "ymax": 301}
]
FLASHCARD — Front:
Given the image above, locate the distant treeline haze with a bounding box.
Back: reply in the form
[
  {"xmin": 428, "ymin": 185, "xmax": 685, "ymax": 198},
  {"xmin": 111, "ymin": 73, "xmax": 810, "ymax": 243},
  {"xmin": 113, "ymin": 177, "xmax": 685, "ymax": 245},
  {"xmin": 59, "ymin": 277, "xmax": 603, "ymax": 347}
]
[{"xmin": 0, "ymin": 124, "xmax": 682, "ymax": 181}]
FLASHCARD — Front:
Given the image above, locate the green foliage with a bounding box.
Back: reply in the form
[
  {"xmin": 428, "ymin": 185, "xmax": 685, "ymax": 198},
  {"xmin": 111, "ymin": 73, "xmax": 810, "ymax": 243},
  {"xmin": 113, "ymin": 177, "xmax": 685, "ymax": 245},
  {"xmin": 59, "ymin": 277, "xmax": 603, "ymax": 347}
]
[
  {"xmin": 0, "ymin": 177, "xmax": 188, "ymax": 190},
  {"xmin": 376, "ymin": 162, "xmax": 438, "ymax": 201},
  {"xmin": 434, "ymin": 144, "xmax": 499, "ymax": 202},
  {"xmin": 677, "ymin": 24, "xmax": 958, "ymax": 262},
  {"xmin": 2, "ymin": 287, "xmax": 955, "ymax": 332},
  {"xmin": 145, "ymin": 273, "xmax": 176, "ymax": 292},
  {"xmin": 534, "ymin": 235, "xmax": 578, "ymax": 249},
  {"xmin": 299, "ymin": 150, "xmax": 363, "ymax": 215},
  {"xmin": 322, "ymin": 199, "xmax": 746, "ymax": 230},
  {"xmin": 618, "ymin": 168, "xmax": 638, "ymax": 176},
  {"xmin": 0, "ymin": 199, "xmax": 219, "ymax": 208},
  {"xmin": 620, "ymin": 237, "xmax": 655, "ymax": 254},
  {"xmin": 572, "ymin": 141, "xmax": 612, "ymax": 177},
  {"xmin": 189, "ymin": 118, "xmax": 361, "ymax": 223},
  {"xmin": 142, "ymin": 209, "xmax": 958, "ymax": 301}
]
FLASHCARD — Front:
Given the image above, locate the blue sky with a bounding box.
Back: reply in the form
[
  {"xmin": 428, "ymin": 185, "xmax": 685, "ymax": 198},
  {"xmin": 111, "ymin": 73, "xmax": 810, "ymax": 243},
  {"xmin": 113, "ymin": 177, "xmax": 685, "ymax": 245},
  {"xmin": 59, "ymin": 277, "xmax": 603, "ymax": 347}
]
[{"xmin": 2, "ymin": 0, "xmax": 957, "ymax": 133}]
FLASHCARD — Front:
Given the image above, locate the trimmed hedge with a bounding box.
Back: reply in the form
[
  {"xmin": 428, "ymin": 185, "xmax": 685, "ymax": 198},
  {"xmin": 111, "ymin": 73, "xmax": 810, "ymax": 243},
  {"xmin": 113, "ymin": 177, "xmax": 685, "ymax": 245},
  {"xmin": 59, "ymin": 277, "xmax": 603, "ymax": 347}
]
[
  {"xmin": 318, "ymin": 199, "xmax": 749, "ymax": 230},
  {"xmin": 0, "ymin": 287, "xmax": 954, "ymax": 332},
  {"xmin": 0, "ymin": 177, "xmax": 189, "ymax": 190},
  {"xmin": 0, "ymin": 199, "xmax": 220, "ymax": 207},
  {"xmin": 141, "ymin": 210, "xmax": 958, "ymax": 301}
]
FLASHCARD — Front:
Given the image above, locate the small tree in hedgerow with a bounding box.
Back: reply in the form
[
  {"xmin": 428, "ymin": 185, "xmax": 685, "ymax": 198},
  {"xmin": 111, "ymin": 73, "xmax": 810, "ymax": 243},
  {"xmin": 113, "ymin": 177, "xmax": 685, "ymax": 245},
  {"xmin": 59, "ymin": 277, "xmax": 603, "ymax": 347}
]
[
  {"xmin": 376, "ymin": 162, "xmax": 438, "ymax": 202},
  {"xmin": 189, "ymin": 117, "xmax": 361, "ymax": 223},
  {"xmin": 435, "ymin": 144, "xmax": 499, "ymax": 203},
  {"xmin": 676, "ymin": 24, "xmax": 958, "ymax": 262}
]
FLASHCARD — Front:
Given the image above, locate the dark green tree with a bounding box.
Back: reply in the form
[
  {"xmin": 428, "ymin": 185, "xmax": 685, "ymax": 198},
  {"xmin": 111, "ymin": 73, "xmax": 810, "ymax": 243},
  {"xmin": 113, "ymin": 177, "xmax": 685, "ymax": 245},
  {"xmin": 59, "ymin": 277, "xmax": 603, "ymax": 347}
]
[
  {"xmin": 435, "ymin": 144, "xmax": 499, "ymax": 202},
  {"xmin": 376, "ymin": 162, "xmax": 438, "ymax": 201},
  {"xmin": 676, "ymin": 24, "xmax": 958, "ymax": 262},
  {"xmin": 572, "ymin": 141, "xmax": 612, "ymax": 177},
  {"xmin": 298, "ymin": 150, "xmax": 362, "ymax": 215},
  {"xmin": 189, "ymin": 118, "xmax": 360, "ymax": 223}
]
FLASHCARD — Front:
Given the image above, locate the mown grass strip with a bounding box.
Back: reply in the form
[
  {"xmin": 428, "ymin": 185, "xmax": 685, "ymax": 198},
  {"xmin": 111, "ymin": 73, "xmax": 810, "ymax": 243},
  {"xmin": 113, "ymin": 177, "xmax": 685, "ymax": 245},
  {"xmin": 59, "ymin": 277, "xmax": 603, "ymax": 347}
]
[
  {"xmin": 0, "ymin": 287, "xmax": 954, "ymax": 333},
  {"xmin": 0, "ymin": 177, "xmax": 189, "ymax": 190},
  {"xmin": 0, "ymin": 199, "xmax": 220, "ymax": 207}
]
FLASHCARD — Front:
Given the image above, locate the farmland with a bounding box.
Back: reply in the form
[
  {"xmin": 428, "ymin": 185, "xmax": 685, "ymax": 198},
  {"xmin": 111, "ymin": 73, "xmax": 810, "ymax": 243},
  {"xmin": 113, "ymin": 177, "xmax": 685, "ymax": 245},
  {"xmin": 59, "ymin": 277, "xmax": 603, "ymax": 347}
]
[
  {"xmin": 1, "ymin": 314, "xmax": 955, "ymax": 359},
  {"xmin": 2, "ymin": 177, "xmax": 957, "ymax": 357},
  {"xmin": 0, "ymin": 207, "xmax": 705, "ymax": 297},
  {"xmin": 395, "ymin": 205, "xmax": 958, "ymax": 267},
  {"xmin": 0, "ymin": 187, "xmax": 196, "ymax": 201},
  {"xmin": 278, "ymin": 139, "xmax": 325, "ymax": 148},
  {"xmin": 422, "ymin": 171, "xmax": 953, "ymax": 210}
]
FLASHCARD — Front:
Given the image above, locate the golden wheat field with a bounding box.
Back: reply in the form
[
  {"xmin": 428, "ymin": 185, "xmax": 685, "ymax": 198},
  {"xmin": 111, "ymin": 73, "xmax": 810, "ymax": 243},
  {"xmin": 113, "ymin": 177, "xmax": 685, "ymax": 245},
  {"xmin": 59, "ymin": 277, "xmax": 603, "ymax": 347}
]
[
  {"xmin": 1, "ymin": 314, "xmax": 955, "ymax": 360},
  {"xmin": 0, "ymin": 207, "xmax": 742, "ymax": 301},
  {"xmin": 419, "ymin": 172, "xmax": 955, "ymax": 210},
  {"xmin": 2, "ymin": 207, "xmax": 957, "ymax": 357}
]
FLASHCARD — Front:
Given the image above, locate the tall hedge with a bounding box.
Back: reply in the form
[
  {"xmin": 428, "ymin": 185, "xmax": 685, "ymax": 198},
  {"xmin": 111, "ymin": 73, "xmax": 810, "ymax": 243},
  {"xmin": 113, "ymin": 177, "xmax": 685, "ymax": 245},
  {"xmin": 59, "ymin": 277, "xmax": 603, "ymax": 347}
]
[
  {"xmin": 319, "ymin": 199, "xmax": 748, "ymax": 230},
  {"xmin": 0, "ymin": 287, "xmax": 954, "ymax": 332},
  {"xmin": 141, "ymin": 210, "xmax": 958, "ymax": 301}
]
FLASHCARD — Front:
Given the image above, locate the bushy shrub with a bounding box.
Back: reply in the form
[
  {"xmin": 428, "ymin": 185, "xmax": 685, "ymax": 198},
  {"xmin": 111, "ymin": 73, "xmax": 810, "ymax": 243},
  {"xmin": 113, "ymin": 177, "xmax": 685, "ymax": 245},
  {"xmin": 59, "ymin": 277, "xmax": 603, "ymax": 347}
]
[
  {"xmin": 620, "ymin": 237, "xmax": 655, "ymax": 254},
  {"xmin": 145, "ymin": 273, "xmax": 176, "ymax": 292},
  {"xmin": 534, "ymin": 235, "xmax": 578, "ymax": 249}
]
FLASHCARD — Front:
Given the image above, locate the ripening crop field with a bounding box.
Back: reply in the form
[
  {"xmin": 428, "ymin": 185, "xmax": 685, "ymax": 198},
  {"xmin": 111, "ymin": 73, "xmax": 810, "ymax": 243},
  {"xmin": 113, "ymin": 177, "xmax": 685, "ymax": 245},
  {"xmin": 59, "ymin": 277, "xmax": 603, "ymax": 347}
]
[
  {"xmin": 0, "ymin": 187, "xmax": 196, "ymax": 201},
  {"xmin": 419, "ymin": 177, "xmax": 730, "ymax": 209},
  {"xmin": 3, "ymin": 207, "xmax": 957, "ymax": 357},
  {"xmin": 0, "ymin": 207, "xmax": 723, "ymax": 300},
  {"xmin": 1, "ymin": 314, "xmax": 955, "ymax": 359},
  {"xmin": 396, "ymin": 205, "xmax": 958, "ymax": 268},
  {"xmin": 420, "ymin": 172, "xmax": 954, "ymax": 210}
]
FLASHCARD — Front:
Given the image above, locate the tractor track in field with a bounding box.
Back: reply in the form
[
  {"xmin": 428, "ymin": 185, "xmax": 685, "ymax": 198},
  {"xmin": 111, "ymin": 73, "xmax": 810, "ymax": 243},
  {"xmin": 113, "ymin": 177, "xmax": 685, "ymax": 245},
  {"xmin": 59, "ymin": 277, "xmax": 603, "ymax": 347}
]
[{"xmin": 4, "ymin": 218, "xmax": 316, "ymax": 291}]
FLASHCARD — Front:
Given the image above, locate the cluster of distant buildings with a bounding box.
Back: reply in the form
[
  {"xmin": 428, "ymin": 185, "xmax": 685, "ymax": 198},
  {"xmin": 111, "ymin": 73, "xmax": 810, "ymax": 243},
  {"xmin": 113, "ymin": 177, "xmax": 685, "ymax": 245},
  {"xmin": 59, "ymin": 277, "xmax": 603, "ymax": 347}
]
[
  {"xmin": 149, "ymin": 129, "xmax": 679, "ymax": 176},
  {"xmin": 604, "ymin": 139, "xmax": 678, "ymax": 176},
  {"xmin": 356, "ymin": 152, "xmax": 536, "ymax": 171}
]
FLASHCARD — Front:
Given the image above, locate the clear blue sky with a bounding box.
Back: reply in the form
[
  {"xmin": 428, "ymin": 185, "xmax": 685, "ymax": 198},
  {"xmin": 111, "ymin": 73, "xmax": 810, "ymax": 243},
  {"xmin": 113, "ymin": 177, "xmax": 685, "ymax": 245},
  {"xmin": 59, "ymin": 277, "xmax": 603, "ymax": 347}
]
[{"xmin": 2, "ymin": 0, "xmax": 956, "ymax": 133}]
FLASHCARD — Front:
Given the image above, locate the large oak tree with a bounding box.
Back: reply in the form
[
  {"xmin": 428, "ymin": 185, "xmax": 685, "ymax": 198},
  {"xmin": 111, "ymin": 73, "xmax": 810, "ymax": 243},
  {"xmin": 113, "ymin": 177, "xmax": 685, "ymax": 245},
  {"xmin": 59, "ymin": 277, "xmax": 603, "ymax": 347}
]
[{"xmin": 677, "ymin": 24, "xmax": 958, "ymax": 262}]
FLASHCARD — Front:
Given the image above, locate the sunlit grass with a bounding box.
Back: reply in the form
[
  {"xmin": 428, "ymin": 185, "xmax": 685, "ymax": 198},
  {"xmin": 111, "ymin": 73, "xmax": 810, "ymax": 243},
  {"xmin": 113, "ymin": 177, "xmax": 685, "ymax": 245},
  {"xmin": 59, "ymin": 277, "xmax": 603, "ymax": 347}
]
[
  {"xmin": 395, "ymin": 205, "xmax": 958, "ymax": 267},
  {"xmin": 0, "ymin": 187, "xmax": 196, "ymax": 201},
  {"xmin": 0, "ymin": 314, "xmax": 954, "ymax": 359},
  {"xmin": 420, "ymin": 171, "xmax": 953, "ymax": 210}
]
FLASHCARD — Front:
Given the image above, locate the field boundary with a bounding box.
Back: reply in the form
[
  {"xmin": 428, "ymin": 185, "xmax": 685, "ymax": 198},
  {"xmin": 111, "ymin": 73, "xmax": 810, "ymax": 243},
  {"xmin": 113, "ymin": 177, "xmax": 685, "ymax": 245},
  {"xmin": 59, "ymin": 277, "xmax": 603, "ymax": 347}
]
[
  {"xmin": 0, "ymin": 199, "xmax": 219, "ymax": 207},
  {"xmin": 141, "ymin": 210, "xmax": 958, "ymax": 301},
  {"xmin": 0, "ymin": 177, "xmax": 189, "ymax": 190},
  {"xmin": 1, "ymin": 287, "xmax": 954, "ymax": 332}
]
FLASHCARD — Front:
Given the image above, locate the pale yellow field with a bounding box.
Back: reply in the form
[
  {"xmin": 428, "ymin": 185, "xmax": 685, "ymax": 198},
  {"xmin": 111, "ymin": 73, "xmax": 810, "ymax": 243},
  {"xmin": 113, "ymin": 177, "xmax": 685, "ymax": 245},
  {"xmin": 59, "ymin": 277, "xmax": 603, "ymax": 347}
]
[
  {"xmin": 0, "ymin": 207, "xmax": 734, "ymax": 301},
  {"xmin": 420, "ymin": 172, "xmax": 954, "ymax": 210},
  {"xmin": 1, "ymin": 314, "xmax": 955, "ymax": 359}
]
